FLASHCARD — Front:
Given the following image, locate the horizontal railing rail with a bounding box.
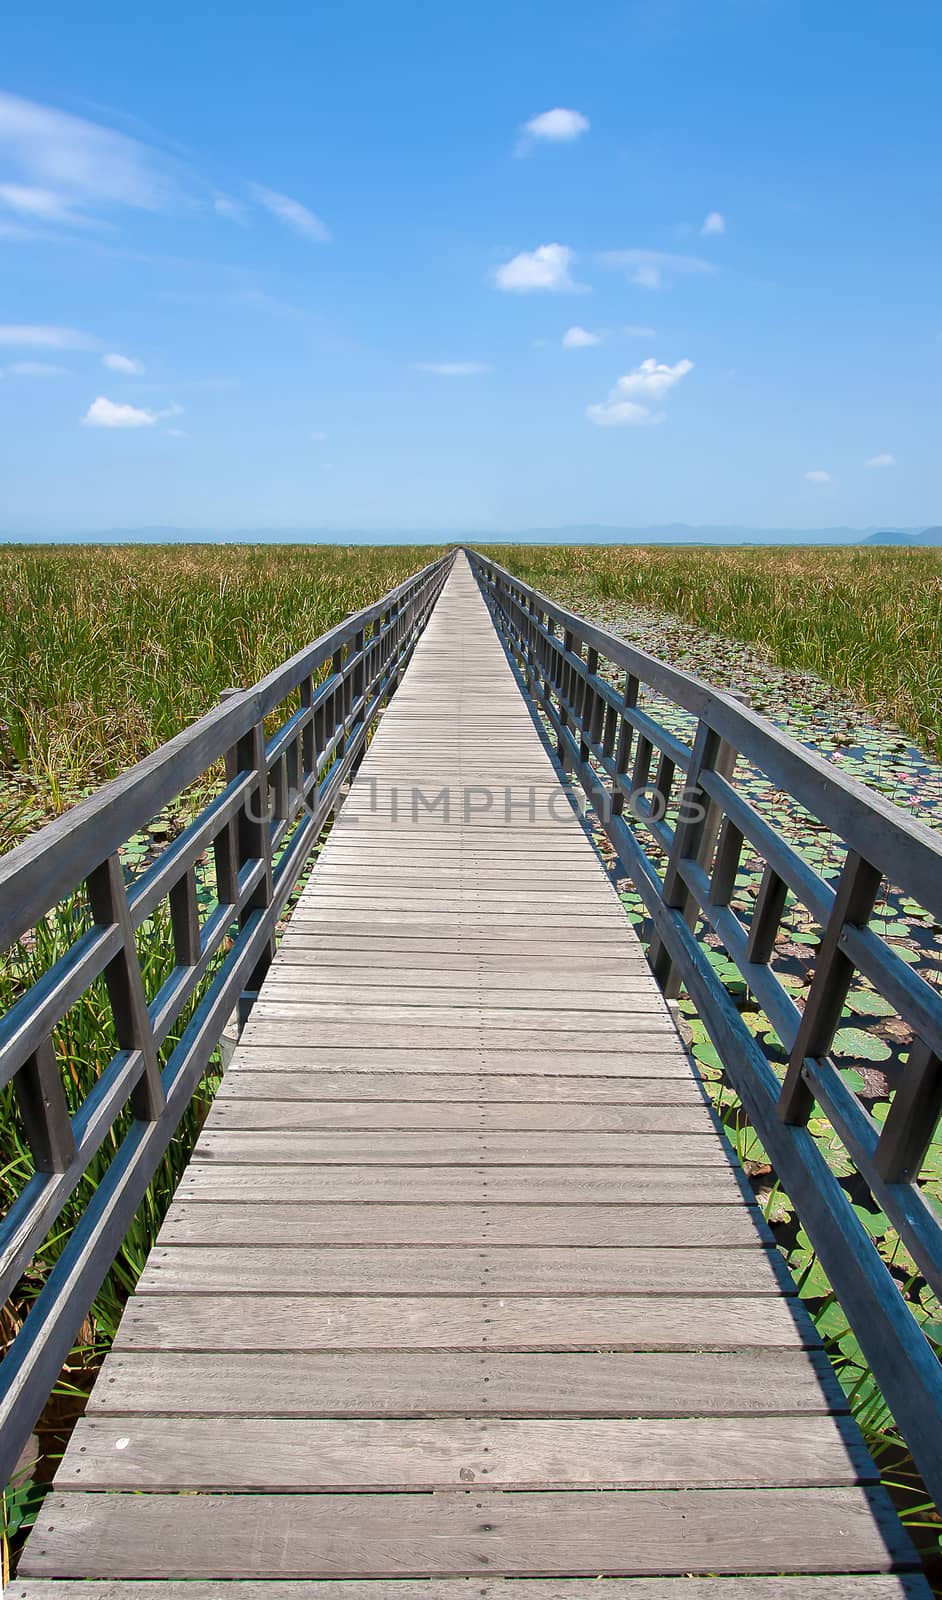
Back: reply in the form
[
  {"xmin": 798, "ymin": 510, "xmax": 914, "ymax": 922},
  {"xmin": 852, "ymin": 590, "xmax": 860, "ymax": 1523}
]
[
  {"xmin": 0, "ymin": 549, "xmax": 453, "ymax": 1487},
  {"xmin": 467, "ymin": 546, "xmax": 942, "ymax": 1509}
]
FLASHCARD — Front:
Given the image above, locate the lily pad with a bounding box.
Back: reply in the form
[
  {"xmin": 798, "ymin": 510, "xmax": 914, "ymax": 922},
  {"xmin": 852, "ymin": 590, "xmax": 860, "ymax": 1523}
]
[{"xmin": 832, "ymin": 1027, "xmax": 892, "ymax": 1063}]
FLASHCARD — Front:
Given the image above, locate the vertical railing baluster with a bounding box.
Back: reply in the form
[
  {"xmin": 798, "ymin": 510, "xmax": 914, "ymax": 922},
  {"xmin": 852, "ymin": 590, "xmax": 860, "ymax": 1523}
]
[
  {"xmin": 746, "ymin": 863, "xmax": 789, "ymax": 963},
  {"xmin": 350, "ymin": 626, "xmax": 367, "ymax": 770},
  {"xmin": 648, "ymin": 720, "xmax": 736, "ymax": 996},
  {"xmin": 611, "ymin": 674, "xmax": 638, "ymax": 817},
  {"xmin": 874, "ymin": 1038, "xmax": 942, "ymax": 1183},
  {"xmin": 13, "ymin": 1037, "xmax": 77, "ymax": 1174},
  {"xmin": 86, "ymin": 853, "xmax": 165, "ymax": 1120},
  {"xmin": 710, "ymin": 817, "xmax": 744, "ymax": 907},
  {"xmin": 222, "ymin": 713, "xmax": 275, "ymax": 1029},
  {"xmin": 778, "ymin": 849, "xmax": 882, "ymax": 1124},
  {"xmin": 579, "ymin": 647, "xmax": 598, "ymax": 765},
  {"xmin": 169, "ymin": 867, "xmax": 201, "ymax": 966}
]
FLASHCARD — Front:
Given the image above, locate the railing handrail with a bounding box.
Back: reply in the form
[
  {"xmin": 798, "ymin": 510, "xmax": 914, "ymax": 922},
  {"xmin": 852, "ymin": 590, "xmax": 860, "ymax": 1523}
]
[
  {"xmin": 0, "ymin": 548, "xmax": 454, "ymax": 1489},
  {"xmin": 466, "ymin": 544, "xmax": 942, "ymax": 1513}
]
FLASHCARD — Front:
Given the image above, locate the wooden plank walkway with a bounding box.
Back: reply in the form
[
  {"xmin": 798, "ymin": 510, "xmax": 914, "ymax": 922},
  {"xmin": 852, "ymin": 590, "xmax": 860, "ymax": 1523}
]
[{"xmin": 14, "ymin": 554, "xmax": 928, "ymax": 1595}]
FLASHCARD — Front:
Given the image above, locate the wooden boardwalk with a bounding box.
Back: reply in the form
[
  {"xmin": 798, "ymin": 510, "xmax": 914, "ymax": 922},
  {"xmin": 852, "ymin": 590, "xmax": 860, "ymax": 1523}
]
[{"xmin": 15, "ymin": 555, "xmax": 928, "ymax": 1594}]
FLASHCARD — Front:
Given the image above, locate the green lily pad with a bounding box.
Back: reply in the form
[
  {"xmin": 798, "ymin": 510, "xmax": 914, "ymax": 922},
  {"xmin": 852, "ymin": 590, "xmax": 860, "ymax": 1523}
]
[
  {"xmin": 832, "ymin": 1027, "xmax": 892, "ymax": 1063},
  {"xmin": 845, "ymin": 989, "xmax": 896, "ymax": 1019}
]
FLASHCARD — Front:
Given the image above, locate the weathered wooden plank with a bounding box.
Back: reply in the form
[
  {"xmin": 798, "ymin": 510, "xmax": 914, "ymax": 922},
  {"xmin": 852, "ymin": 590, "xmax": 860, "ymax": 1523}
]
[
  {"xmin": 274, "ymin": 943, "xmax": 650, "ymax": 966},
  {"xmin": 176, "ymin": 1162, "xmax": 742, "ymax": 1205},
  {"xmin": 137, "ymin": 1244, "xmax": 784, "ymax": 1296},
  {"xmin": 89, "ymin": 1347, "xmax": 841, "ymax": 1416},
  {"xmin": 260, "ymin": 983, "xmax": 668, "ymax": 1012},
  {"xmin": 8, "ymin": 1579, "xmax": 934, "ymax": 1600},
  {"xmin": 20, "ymin": 1486, "xmax": 914, "ymax": 1579},
  {"xmin": 59, "ymin": 1413, "xmax": 871, "ymax": 1491},
  {"xmin": 204, "ymin": 1100, "xmax": 717, "ymax": 1134},
  {"xmin": 270, "ymin": 955, "xmax": 652, "ymax": 978},
  {"xmin": 115, "ymin": 1291, "xmax": 816, "ymax": 1351},
  {"xmin": 277, "ymin": 934, "xmax": 640, "ymax": 954},
  {"xmin": 250, "ymin": 999, "xmax": 671, "ymax": 1025},
  {"xmin": 223, "ymin": 1046, "xmax": 693, "ymax": 1076},
  {"xmin": 158, "ymin": 1200, "xmax": 765, "ymax": 1247},
  {"xmin": 239, "ymin": 1022, "xmax": 686, "ymax": 1051},
  {"xmin": 217, "ymin": 1068, "xmax": 707, "ymax": 1102},
  {"xmin": 192, "ymin": 1130, "xmax": 731, "ymax": 1165}
]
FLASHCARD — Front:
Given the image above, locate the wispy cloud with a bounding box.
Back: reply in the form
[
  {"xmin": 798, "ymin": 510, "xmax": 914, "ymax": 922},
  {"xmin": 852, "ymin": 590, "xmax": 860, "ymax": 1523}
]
[
  {"xmin": 587, "ymin": 357, "xmax": 693, "ymax": 426},
  {"xmin": 600, "ymin": 248, "xmax": 715, "ymax": 290},
  {"xmin": 623, "ymin": 324, "xmax": 656, "ymax": 338},
  {"xmin": 0, "ymin": 90, "xmax": 180, "ymax": 231},
  {"xmin": 701, "ymin": 211, "xmax": 726, "ymax": 236},
  {"xmin": 494, "ymin": 243, "xmax": 585, "ymax": 293},
  {"xmin": 82, "ymin": 396, "xmax": 181, "ymax": 429},
  {"xmin": 866, "ymin": 452, "xmax": 896, "ymax": 469},
  {"xmin": 249, "ymin": 183, "xmax": 332, "ymax": 242},
  {"xmin": 0, "ymin": 323, "xmax": 98, "ymax": 349},
  {"xmin": 516, "ymin": 107, "xmax": 589, "ymax": 156},
  {"xmin": 414, "ymin": 361, "xmax": 491, "ymax": 375},
  {"xmin": 4, "ymin": 360, "xmax": 70, "ymax": 377},
  {"xmin": 804, "ymin": 469, "xmax": 832, "ymax": 484},
  {"xmin": 214, "ymin": 192, "xmax": 248, "ymax": 225},
  {"xmin": 562, "ymin": 325, "xmax": 601, "ymax": 348},
  {"xmin": 0, "ymin": 183, "xmax": 94, "ymax": 227},
  {"xmin": 102, "ymin": 351, "xmax": 144, "ymax": 374}
]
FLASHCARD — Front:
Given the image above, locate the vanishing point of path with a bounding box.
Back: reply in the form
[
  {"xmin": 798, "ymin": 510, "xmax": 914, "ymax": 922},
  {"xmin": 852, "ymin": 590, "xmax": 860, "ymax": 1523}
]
[{"xmin": 14, "ymin": 555, "xmax": 926, "ymax": 1594}]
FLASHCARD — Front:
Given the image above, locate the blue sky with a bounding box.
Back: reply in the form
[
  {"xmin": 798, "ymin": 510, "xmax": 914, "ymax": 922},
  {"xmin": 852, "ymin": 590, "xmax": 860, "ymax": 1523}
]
[{"xmin": 1, "ymin": 0, "xmax": 940, "ymax": 538}]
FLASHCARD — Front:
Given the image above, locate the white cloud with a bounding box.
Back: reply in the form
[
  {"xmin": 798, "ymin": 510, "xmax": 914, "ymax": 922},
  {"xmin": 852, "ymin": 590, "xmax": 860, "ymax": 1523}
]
[
  {"xmin": 83, "ymin": 396, "xmax": 157, "ymax": 428},
  {"xmin": 103, "ymin": 352, "xmax": 144, "ymax": 375},
  {"xmin": 804, "ymin": 469, "xmax": 832, "ymax": 484},
  {"xmin": 494, "ymin": 243, "xmax": 585, "ymax": 293},
  {"xmin": 414, "ymin": 361, "xmax": 491, "ymax": 375},
  {"xmin": 517, "ymin": 107, "xmax": 589, "ymax": 155},
  {"xmin": 623, "ymin": 324, "xmax": 656, "ymax": 338},
  {"xmin": 866, "ymin": 452, "xmax": 896, "ymax": 469},
  {"xmin": 82, "ymin": 396, "xmax": 182, "ymax": 429},
  {"xmin": 5, "ymin": 360, "xmax": 69, "ymax": 377},
  {"xmin": 701, "ymin": 211, "xmax": 726, "ymax": 236},
  {"xmin": 249, "ymin": 183, "xmax": 332, "ymax": 242},
  {"xmin": 0, "ymin": 91, "xmax": 179, "ymax": 228},
  {"xmin": 562, "ymin": 326, "xmax": 602, "ymax": 348},
  {"xmin": 586, "ymin": 356, "xmax": 693, "ymax": 427},
  {"xmin": 601, "ymin": 249, "xmax": 715, "ymax": 290},
  {"xmin": 0, "ymin": 323, "xmax": 97, "ymax": 349}
]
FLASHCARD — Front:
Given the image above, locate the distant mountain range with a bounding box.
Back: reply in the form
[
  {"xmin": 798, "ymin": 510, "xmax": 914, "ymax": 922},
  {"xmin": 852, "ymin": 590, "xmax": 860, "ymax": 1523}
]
[{"xmin": 861, "ymin": 526, "xmax": 942, "ymax": 547}]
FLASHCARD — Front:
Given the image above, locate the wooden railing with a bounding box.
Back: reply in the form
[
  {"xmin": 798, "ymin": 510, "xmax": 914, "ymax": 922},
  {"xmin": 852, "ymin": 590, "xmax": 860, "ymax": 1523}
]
[
  {"xmin": 0, "ymin": 550, "xmax": 453, "ymax": 1487},
  {"xmin": 467, "ymin": 547, "xmax": 942, "ymax": 1507}
]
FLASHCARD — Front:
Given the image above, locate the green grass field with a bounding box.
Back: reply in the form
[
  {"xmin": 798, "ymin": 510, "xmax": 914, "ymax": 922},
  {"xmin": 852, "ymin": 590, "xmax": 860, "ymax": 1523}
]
[{"xmin": 479, "ymin": 543, "xmax": 942, "ymax": 760}]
